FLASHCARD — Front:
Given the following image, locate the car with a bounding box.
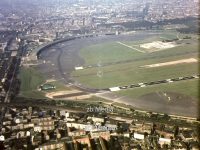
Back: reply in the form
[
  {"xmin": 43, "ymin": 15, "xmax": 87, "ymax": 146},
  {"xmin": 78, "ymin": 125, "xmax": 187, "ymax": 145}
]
[
  {"xmin": 193, "ymin": 75, "xmax": 199, "ymax": 79},
  {"xmin": 157, "ymin": 80, "xmax": 168, "ymax": 83},
  {"xmin": 150, "ymin": 81, "xmax": 164, "ymax": 84},
  {"xmin": 140, "ymin": 85, "xmax": 146, "ymax": 87},
  {"xmin": 171, "ymin": 78, "xmax": 181, "ymax": 81},
  {"xmin": 138, "ymin": 83, "xmax": 144, "ymax": 85},
  {"xmin": 129, "ymin": 84, "xmax": 140, "ymax": 88},
  {"xmin": 101, "ymin": 88, "xmax": 110, "ymax": 91},
  {"xmin": 181, "ymin": 76, "xmax": 193, "ymax": 80},
  {"xmin": 166, "ymin": 79, "xmax": 173, "ymax": 83},
  {"xmin": 145, "ymin": 82, "xmax": 155, "ymax": 85},
  {"xmin": 182, "ymin": 76, "xmax": 194, "ymax": 80},
  {"xmin": 178, "ymin": 77, "xmax": 184, "ymax": 80},
  {"xmin": 120, "ymin": 86, "xmax": 128, "ymax": 89}
]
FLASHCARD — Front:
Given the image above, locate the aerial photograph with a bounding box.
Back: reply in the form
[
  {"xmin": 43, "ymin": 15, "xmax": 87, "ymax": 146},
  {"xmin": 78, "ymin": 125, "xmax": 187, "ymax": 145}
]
[{"xmin": 0, "ymin": 0, "xmax": 199, "ymax": 149}]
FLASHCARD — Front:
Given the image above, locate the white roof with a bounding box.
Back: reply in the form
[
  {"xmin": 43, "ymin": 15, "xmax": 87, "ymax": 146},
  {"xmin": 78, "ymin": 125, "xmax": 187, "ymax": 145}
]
[
  {"xmin": 0, "ymin": 135, "xmax": 5, "ymax": 141},
  {"xmin": 11, "ymin": 51, "xmax": 17, "ymax": 57},
  {"xmin": 109, "ymin": 87, "xmax": 121, "ymax": 92},
  {"xmin": 75, "ymin": 66, "xmax": 84, "ymax": 70},
  {"xmin": 26, "ymin": 131, "xmax": 31, "ymax": 136},
  {"xmin": 134, "ymin": 133, "xmax": 144, "ymax": 140},
  {"xmin": 159, "ymin": 138, "xmax": 171, "ymax": 143}
]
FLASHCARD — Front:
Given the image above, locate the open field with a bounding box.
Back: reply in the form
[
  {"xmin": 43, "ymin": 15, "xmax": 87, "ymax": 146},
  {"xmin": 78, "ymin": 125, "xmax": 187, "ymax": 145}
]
[
  {"xmin": 73, "ymin": 60, "xmax": 198, "ymax": 88},
  {"xmin": 77, "ymin": 31, "xmax": 190, "ymax": 65},
  {"xmin": 79, "ymin": 42, "xmax": 143, "ymax": 65},
  {"xmin": 72, "ymin": 40, "xmax": 198, "ymax": 89},
  {"xmin": 19, "ymin": 67, "xmax": 45, "ymax": 91},
  {"xmin": 19, "ymin": 91, "xmax": 46, "ymax": 99},
  {"xmin": 19, "ymin": 67, "xmax": 71, "ymax": 98},
  {"xmin": 114, "ymin": 79, "xmax": 199, "ymax": 117},
  {"xmin": 24, "ymin": 31, "xmax": 199, "ymax": 116},
  {"xmin": 116, "ymin": 79, "xmax": 199, "ymax": 100},
  {"xmin": 33, "ymin": 31, "xmax": 198, "ymax": 99},
  {"xmin": 45, "ymin": 81, "xmax": 71, "ymax": 92},
  {"xmin": 77, "ymin": 32, "xmax": 198, "ymax": 66},
  {"xmin": 71, "ymin": 31, "xmax": 198, "ymax": 101},
  {"xmin": 18, "ymin": 67, "xmax": 46, "ymax": 98}
]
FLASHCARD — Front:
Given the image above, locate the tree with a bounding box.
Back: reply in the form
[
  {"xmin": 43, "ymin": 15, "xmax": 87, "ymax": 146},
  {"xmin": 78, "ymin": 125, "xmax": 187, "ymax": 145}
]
[
  {"xmin": 174, "ymin": 125, "xmax": 179, "ymax": 139},
  {"xmin": 163, "ymin": 114, "xmax": 170, "ymax": 121},
  {"xmin": 129, "ymin": 108, "xmax": 135, "ymax": 113}
]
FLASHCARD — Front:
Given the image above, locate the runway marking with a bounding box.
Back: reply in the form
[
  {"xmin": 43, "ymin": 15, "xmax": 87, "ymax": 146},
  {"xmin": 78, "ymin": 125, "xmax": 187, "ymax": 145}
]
[
  {"xmin": 117, "ymin": 41, "xmax": 145, "ymax": 53},
  {"xmin": 141, "ymin": 58, "xmax": 198, "ymax": 68}
]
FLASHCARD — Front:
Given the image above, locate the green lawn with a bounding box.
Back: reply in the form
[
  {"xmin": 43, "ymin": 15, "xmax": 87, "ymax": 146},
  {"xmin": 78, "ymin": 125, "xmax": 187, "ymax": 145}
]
[
  {"xmin": 19, "ymin": 66, "xmax": 75, "ymax": 98},
  {"xmin": 72, "ymin": 32, "xmax": 198, "ymax": 99},
  {"xmin": 72, "ymin": 62, "xmax": 198, "ymax": 89},
  {"xmin": 80, "ymin": 42, "xmax": 143, "ymax": 65},
  {"xmin": 19, "ymin": 67, "xmax": 45, "ymax": 91},
  {"xmin": 116, "ymin": 79, "xmax": 199, "ymax": 100},
  {"xmin": 45, "ymin": 81, "xmax": 71, "ymax": 92},
  {"xmin": 18, "ymin": 67, "xmax": 46, "ymax": 98},
  {"xmin": 19, "ymin": 91, "xmax": 46, "ymax": 99},
  {"xmin": 73, "ymin": 38, "xmax": 198, "ymax": 89},
  {"xmin": 78, "ymin": 30, "xmax": 198, "ymax": 69},
  {"xmin": 18, "ymin": 67, "xmax": 73, "ymax": 98}
]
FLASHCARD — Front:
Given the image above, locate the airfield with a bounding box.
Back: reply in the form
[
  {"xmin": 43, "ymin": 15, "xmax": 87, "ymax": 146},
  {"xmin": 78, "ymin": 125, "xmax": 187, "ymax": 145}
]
[{"xmin": 24, "ymin": 30, "xmax": 199, "ymax": 117}]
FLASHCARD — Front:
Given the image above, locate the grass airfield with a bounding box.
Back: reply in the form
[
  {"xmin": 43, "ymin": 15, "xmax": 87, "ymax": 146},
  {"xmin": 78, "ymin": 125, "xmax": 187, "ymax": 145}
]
[
  {"xmin": 72, "ymin": 31, "xmax": 199, "ymax": 99},
  {"xmin": 18, "ymin": 30, "xmax": 199, "ymax": 116},
  {"xmin": 19, "ymin": 30, "xmax": 199, "ymax": 102}
]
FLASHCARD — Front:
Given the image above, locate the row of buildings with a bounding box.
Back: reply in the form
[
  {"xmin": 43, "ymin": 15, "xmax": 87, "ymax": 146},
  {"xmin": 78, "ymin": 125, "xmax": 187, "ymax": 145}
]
[
  {"xmin": 0, "ymin": 0, "xmax": 199, "ymax": 40},
  {"xmin": 0, "ymin": 31, "xmax": 21, "ymax": 102},
  {"xmin": 0, "ymin": 105, "xmax": 199, "ymax": 150}
]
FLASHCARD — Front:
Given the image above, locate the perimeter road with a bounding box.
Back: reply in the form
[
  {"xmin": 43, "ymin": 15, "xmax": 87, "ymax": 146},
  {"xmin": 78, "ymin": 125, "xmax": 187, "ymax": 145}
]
[{"xmin": 117, "ymin": 41, "xmax": 145, "ymax": 53}]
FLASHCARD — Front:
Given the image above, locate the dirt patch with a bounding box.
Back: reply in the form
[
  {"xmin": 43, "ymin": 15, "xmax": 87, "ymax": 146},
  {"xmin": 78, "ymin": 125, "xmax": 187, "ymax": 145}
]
[
  {"xmin": 45, "ymin": 90, "xmax": 92, "ymax": 100},
  {"xmin": 140, "ymin": 41, "xmax": 176, "ymax": 52},
  {"xmin": 46, "ymin": 79, "xmax": 57, "ymax": 83},
  {"xmin": 96, "ymin": 91, "xmax": 198, "ymax": 117},
  {"xmin": 65, "ymin": 94, "xmax": 93, "ymax": 100},
  {"xmin": 142, "ymin": 58, "xmax": 198, "ymax": 68},
  {"xmin": 46, "ymin": 90, "xmax": 80, "ymax": 98},
  {"xmin": 137, "ymin": 91, "xmax": 198, "ymax": 117}
]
